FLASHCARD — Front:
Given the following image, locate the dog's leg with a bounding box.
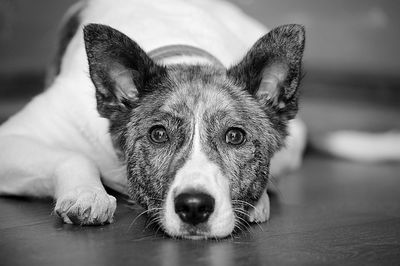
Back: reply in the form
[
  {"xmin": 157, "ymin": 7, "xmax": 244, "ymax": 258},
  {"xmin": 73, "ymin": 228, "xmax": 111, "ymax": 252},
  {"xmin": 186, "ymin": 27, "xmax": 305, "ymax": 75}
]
[
  {"xmin": 0, "ymin": 135, "xmax": 116, "ymax": 225},
  {"xmin": 247, "ymin": 119, "xmax": 305, "ymax": 223},
  {"xmin": 53, "ymin": 152, "xmax": 117, "ymax": 225},
  {"xmin": 270, "ymin": 118, "xmax": 307, "ymax": 177},
  {"xmin": 248, "ymin": 190, "xmax": 270, "ymax": 223}
]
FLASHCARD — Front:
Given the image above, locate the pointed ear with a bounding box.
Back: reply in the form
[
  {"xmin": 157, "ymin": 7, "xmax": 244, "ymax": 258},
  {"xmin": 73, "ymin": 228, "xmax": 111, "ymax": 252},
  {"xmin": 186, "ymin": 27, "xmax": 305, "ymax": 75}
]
[
  {"xmin": 227, "ymin": 24, "xmax": 305, "ymax": 120},
  {"xmin": 83, "ymin": 23, "xmax": 165, "ymax": 118}
]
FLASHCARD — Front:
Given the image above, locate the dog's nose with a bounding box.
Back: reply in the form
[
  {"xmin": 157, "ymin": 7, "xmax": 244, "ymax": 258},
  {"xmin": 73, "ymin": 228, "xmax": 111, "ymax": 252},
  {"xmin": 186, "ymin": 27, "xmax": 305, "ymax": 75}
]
[{"xmin": 174, "ymin": 191, "xmax": 215, "ymax": 225}]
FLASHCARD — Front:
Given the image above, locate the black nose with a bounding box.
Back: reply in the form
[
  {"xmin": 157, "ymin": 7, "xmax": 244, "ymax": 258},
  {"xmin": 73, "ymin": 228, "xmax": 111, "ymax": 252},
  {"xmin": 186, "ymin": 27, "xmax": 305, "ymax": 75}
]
[{"xmin": 174, "ymin": 191, "xmax": 215, "ymax": 225}]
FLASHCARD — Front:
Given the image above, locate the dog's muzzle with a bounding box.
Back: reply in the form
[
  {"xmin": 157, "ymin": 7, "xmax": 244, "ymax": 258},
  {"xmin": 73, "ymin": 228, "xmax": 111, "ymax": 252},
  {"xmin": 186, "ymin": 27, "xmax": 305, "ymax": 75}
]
[{"xmin": 174, "ymin": 190, "xmax": 215, "ymax": 226}]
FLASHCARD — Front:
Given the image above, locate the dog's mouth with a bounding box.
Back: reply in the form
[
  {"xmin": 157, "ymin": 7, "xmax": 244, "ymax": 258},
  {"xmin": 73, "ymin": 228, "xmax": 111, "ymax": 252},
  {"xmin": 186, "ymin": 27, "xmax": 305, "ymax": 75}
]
[
  {"xmin": 157, "ymin": 185, "xmax": 236, "ymax": 239},
  {"xmin": 180, "ymin": 226, "xmax": 211, "ymax": 240},
  {"xmin": 163, "ymin": 222, "xmax": 231, "ymax": 240}
]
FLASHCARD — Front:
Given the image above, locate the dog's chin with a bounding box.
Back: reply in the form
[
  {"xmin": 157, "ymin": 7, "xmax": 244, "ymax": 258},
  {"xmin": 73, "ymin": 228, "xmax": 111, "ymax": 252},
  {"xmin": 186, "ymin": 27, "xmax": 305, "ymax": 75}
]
[
  {"xmin": 161, "ymin": 209, "xmax": 236, "ymax": 240},
  {"xmin": 175, "ymin": 227, "xmax": 214, "ymax": 240},
  {"xmin": 163, "ymin": 226, "xmax": 234, "ymax": 240},
  {"xmin": 179, "ymin": 231, "xmax": 226, "ymax": 240},
  {"xmin": 182, "ymin": 235, "xmax": 209, "ymax": 240}
]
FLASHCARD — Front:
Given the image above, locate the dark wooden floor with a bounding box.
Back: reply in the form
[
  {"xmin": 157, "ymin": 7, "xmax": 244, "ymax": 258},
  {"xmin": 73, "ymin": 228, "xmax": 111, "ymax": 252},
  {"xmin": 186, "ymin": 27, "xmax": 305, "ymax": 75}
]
[
  {"xmin": 1, "ymin": 153, "xmax": 400, "ymax": 265},
  {"xmin": 1, "ymin": 70, "xmax": 400, "ymax": 265}
]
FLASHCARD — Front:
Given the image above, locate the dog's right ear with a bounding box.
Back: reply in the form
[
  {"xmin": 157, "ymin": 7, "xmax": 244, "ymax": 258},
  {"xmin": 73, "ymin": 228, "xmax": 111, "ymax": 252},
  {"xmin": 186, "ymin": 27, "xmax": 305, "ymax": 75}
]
[{"xmin": 84, "ymin": 23, "xmax": 165, "ymax": 118}]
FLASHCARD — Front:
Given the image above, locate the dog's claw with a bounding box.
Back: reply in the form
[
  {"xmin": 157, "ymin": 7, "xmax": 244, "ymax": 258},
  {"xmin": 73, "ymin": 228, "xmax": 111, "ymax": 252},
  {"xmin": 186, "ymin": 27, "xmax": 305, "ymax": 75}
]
[
  {"xmin": 54, "ymin": 187, "xmax": 116, "ymax": 225},
  {"xmin": 248, "ymin": 190, "xmax": 270, "ymax": 223}
]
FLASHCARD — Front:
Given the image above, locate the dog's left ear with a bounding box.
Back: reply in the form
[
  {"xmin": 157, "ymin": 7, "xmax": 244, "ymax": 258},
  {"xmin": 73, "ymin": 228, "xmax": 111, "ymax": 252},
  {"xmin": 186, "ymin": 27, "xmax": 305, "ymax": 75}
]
[
  {"xmin": 84, "ymin": 23, "xmax": 165, "ymax": 119},
  {"xmin": 228, "ymin": 24, "xmax": 305, "ymax": 120}
]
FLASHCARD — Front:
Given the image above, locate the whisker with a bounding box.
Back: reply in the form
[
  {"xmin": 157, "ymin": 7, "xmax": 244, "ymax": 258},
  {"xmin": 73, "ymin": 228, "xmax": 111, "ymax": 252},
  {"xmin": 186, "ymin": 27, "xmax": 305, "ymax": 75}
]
[
  {"xmin": 235, "ymin": 215, "xmax": 252, "ymax": 230},
  {"xmin": 268, "ymin": 174, "xmax": 283, "ymax": 196},
  {"xmin": 233, "ymin": 221, "xmax": 248, "ymax": 235},
  {"xmin": 127, "ymin": 207, "xmax": 163, "ymax": 231},
  {"xmin": 234, "ymin": 217, "xmax": 251, "ymax": 233},
  {"xmin": 234, "ymin": 207, "xmax": 267, "ymax": 234},
  {"xmin": 232, "ymin": 199, "xmax": 257, "ymax": 210},
  {"xmin": 233, "ymin": 208, "xmax": 250, "ymax": 219},
  {"xmin": 154, "ymin": 222, "xmax": 164, "ymax": 237},
  {"xmin": 255, "ymin": 222, "xmax": 264, "ymax": 232},
  {"xmin": 144, "ymin": 215, "xmax": 163, "ymax": 230}
]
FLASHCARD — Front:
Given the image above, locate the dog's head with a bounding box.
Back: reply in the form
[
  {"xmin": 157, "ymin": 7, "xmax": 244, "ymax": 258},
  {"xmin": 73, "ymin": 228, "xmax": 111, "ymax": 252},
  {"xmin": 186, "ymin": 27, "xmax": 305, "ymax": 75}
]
[{"xmin": 84, "ymin": 23, "xmax": 305, "ymax": 239}]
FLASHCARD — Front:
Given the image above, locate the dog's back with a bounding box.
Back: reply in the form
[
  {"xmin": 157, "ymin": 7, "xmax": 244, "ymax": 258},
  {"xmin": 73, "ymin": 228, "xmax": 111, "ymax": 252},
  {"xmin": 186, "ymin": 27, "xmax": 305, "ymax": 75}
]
[
  {"xmin": 0, "ymin": 0, "xmax": 270, "ymax": 194},
  {"xmin": 0, "ymin": 0, "xmax": 307, "ymax": 237}
]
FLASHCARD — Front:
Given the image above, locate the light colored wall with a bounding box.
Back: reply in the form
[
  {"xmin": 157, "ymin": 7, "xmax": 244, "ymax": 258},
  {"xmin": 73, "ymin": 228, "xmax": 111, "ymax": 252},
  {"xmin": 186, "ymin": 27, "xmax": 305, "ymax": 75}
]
[
  {"xmin": 0, "ymin": 0, "xmax": 77, "ymax": 73},
  {"xmin": 231, "ymin": 0, "xmax": 400, "ymax": 77},
  {"xmin": 0, "ymin": 0, "xmax": 399, "ymax": 77}
]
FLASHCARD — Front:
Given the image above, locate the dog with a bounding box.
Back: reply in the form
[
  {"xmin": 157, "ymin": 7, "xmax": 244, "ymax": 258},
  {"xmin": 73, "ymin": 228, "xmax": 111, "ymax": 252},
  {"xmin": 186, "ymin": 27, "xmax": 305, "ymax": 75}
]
[{"xmin": 0, "ymin": 0, "xmax": 306, "ymax": 239}]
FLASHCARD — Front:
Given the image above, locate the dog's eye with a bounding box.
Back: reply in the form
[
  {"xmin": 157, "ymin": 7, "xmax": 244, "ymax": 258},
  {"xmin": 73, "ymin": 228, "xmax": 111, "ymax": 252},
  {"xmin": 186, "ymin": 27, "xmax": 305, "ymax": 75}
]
[
  {"xmin": 225, "ymin": 127, "xmax": 246, "ymax": 145},
  {"xmin": 149, "ymin": 125, "xmax": 169, "ymax": 143}
]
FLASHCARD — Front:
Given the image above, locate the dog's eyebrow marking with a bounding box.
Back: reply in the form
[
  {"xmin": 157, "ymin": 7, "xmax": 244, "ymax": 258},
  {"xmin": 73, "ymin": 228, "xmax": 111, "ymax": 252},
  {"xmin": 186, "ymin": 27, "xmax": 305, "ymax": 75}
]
[
  {"xmin": 159, "ymin": 97, "xmax": 195, "ymax": 119},
  {"xmin": 155, "ymin": 110, "xmax": 193, "ymax": 122}
]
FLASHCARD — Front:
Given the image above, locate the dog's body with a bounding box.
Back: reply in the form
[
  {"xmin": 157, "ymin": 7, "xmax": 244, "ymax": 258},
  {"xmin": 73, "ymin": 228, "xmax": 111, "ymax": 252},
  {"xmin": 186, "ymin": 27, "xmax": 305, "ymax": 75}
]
[{"xmin": 0, "ymin": 0, "xmax": 306, "ymax": 238}]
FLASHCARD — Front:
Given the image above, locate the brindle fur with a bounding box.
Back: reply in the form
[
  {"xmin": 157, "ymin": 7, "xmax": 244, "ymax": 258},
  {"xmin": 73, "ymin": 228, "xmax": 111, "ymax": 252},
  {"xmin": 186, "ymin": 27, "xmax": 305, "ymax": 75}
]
[{"xmin": 84, "ymin": 24, "xmax": 305, "ymax": 229}]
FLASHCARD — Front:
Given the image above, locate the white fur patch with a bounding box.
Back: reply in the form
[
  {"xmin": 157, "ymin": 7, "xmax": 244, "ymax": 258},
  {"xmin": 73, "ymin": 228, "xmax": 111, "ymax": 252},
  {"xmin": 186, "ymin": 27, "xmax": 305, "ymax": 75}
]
[{"xmin": 163, "ymin": 111, "xmax": 234, "ymax": 238}]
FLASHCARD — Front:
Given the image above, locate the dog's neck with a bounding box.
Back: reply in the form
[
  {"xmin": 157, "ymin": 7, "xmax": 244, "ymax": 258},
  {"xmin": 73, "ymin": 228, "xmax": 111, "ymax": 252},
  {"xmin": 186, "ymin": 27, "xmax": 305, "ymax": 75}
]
[{"xmin": 148, "ymin": 45, "xmax": 225, "ymax": 68}]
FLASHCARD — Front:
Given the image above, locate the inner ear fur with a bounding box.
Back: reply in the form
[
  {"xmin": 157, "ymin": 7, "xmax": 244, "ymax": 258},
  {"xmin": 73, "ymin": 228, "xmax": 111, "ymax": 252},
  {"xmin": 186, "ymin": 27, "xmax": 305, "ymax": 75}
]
[
  {"xmin": 83, "ymin": 23, "xmax": 166, "ymax": 118},
  {"xmin": 227, "ymin": 24, "xmax": 305, "ymax": 120}
]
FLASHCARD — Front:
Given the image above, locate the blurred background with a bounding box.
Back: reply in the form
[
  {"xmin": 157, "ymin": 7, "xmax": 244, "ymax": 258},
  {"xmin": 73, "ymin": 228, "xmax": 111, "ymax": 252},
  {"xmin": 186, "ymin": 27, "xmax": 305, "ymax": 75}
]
[
  {"xmin": 1, "ymin": 0, "xmax": 400, "ymax": 136},
  {"xmin": 2, "ymin": 2, "xmax": 400, "ymax": 263}
]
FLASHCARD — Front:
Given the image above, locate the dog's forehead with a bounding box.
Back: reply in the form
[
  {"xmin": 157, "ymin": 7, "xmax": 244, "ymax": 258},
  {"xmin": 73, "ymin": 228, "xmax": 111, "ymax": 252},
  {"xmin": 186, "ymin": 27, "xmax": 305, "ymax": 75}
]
[
  {"xmin": 162, "ymin": 85, "xmax": 234, "ymax": 117},
  {"xmin": 161, "ymin": 66, "xmax": 242, "ymax": 119}
]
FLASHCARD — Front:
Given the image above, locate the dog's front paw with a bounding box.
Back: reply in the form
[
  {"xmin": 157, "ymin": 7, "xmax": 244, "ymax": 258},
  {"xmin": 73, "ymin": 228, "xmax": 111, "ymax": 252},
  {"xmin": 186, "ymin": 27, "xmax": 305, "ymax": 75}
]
[
  {"xmin": 55, "ymin": 187, "xmax": 116, "ymax": 225},
  {"xmin": 248, "ymin": 190, "xmax": 270, "ymax": 223}
]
